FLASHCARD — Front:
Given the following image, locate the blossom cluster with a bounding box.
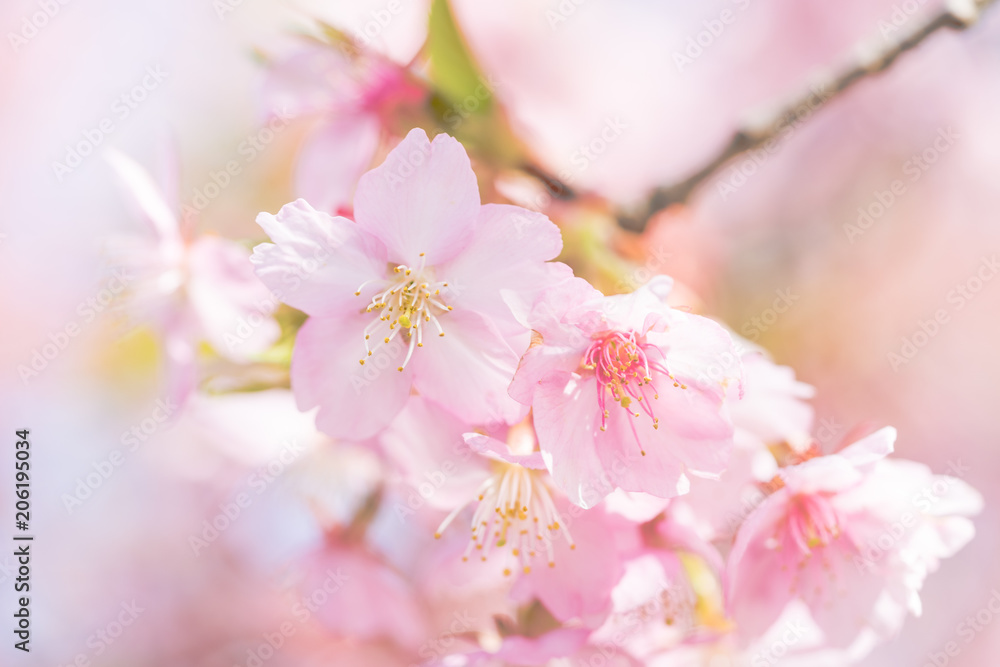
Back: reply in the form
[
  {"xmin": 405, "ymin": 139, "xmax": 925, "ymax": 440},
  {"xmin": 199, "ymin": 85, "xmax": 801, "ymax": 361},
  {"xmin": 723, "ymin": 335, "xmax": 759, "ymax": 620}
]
[
  {"xmin": 240, "ymin": 129, "xmax": 978, "ymax": 665},
  {"xmin": 94, "ymin": 27, "xmax": 984, "ymax": 667}
]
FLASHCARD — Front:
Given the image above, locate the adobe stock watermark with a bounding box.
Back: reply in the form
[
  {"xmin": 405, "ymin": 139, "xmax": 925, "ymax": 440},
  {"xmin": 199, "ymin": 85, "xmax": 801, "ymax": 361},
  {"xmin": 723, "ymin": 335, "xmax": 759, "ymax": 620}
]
[
  {"xmin": 55, "ymin": 600, "xmax": 144, "ymax": 667},
  {"xmin": 62, "ymin": 398, "xmax": 178, "ymax": 514},
  {"xmin": 443, "ymin": 75, "xmax": 502, "ymax": 130},
  {"xmin": 412, "ymin": 611, "xmax": 477, "ymax": 664},
  {"xmin": 213, "ymin": 0, "xmax": 248, "ymax": 20},
  {"xmin": 584, "ymin": 579, "xmax": 697, "ymax": 666},
  {"xmin": 188, "ymin": 438, "xmax": 307, "ymax": 556},
  {"xmin": 383, "ymin": 137, "xmax": 433, "ymax": 190},
  {"xmin": 234, "ymin": 227, "xmax": 348, "ymax": 353},
  {"xmin": 546, "ymin": 0, "xmax": 591, "ymax": 30},
  {"xmin": 921, "ymin": 587, "xmax": 1000, "ymax": 667},
  {"xmin": 7, "ymin": 0, "xmax": 73, "ymax": 52},
  {"xmin": 716, "ymin": 81, "xmax": 831, "ymax": 201},
  {"xmin": 673, "ymin": 0, "xmax": 755, "ymax": 73},
  {"xmin": 844, "ymin": 126, "xmax": 958, "ymax": 244},
  {"xmin": 393, "ymin": 442, "xmax": 475, "ymax": 524},
  {"xmin": 351, "ymin": 1, "xmax": 405, "ymax": 47},
  {"xmin": 613, "ymin": 245, "xmax": 673, "ymax": 293},
  {"xmin": 18, "ymin": 268, "xmax": 133, "ymax": 384},
  {"xmin": 887, "ymin": 255, "xmax": 998, "ymax": 371},
  {"xmin": 51, "ymin": 65, "xmax": 169, "ymax": 182},
  {"xmin": 740, "ymin": 288, "xmax": 800, "ymax": 342},
  {"xmin": 722, "ymin": 417, "xmax": 844, "ymax": 534},
  {"xmin": 878, "ymin": 0, "xmax": 932, "ymax": 41},
  {"xmin": 556, "ymin": 117, "xmax": 629, "ymax": 187},
  {"xmin": 236, "ymin": 568, "xmax": 351, "ymax": 667},
  {"xmin": 853, "ymin": 459, "xmax": 970, "ymax": 573},
  {"xmin": 751, "ymin": 619, "xmax": 808, "ymax": 666},
  {"xmin": 180, "ymin": 108, "xmax": 291, "ymax": 221}
]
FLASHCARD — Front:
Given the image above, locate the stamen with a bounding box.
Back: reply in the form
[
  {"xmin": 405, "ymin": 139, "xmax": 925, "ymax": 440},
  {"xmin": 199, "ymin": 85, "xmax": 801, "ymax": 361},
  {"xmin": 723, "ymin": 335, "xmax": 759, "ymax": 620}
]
[
  {"xmin": 356, "ymin": 255, "xmax": 451, "ymax": 366},
  {"xmin": 582, "ymin": 330, "xmax": 685, "ymax": 445},
  {"xmin": 437, "ymin": 464, "xmax": 573, "ymax": 575}
]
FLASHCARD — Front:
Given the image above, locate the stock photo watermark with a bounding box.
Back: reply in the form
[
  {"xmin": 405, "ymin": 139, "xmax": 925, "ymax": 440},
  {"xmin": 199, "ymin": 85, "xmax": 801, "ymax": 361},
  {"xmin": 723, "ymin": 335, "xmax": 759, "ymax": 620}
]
[
  {"xmin": 18, "ymin": 268, "xmax": 133, "ymax": 384},
  {"xmin": 180, "ymin": 108, "xmax": 291, "ymax": 221},
  {"xmin": 51, "ymin": 65, "xmax": 169, "ymax": 182},
  {"xmin": 844, "ymin": 126, "xmax": 958, "ymax": 244},
  {"xmin": 61, "ymin": 398, "xmax": 178, "ymax": 514},
  {"xmin": 188, "ymin": 438, "xmax": 307, "ymax": 556},
  {"xmin": 673, "ymin": 0, "xmax": 756, "ymax": 73},
  {"xmin": 55, "ymin": 600, "xmax": 144, "ymax": 667},
  {"xmin": 7, "ymin": 0, "xmax": 73, "ymax": 52},
  {"xmin": 887, "ymin": 254, "xmax": 998, "ymax": 371}
]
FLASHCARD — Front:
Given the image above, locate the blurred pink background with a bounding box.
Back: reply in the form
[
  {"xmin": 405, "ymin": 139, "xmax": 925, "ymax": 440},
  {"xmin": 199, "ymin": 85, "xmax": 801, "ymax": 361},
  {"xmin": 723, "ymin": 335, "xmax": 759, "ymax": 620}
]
[{"xmin": 1, "ymin": 0, "xmax": 999, "ymax": 665}]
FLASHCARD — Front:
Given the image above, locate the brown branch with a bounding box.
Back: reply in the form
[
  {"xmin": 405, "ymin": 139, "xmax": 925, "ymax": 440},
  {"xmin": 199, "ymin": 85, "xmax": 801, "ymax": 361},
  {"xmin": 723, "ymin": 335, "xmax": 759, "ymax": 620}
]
[{"xmin": 616, "ymin": 0, "xmax": 998, "ymax": 232}]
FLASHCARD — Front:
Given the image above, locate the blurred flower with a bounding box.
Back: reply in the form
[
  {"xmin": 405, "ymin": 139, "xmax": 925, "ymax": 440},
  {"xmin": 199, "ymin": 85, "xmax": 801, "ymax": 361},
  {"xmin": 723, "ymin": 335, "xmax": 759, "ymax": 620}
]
[
  {"xmin": 263, "ymin": 43, "xmax": 427, "ymax": 216},
  {"xmin": 726, "ymin": 427, "xmax": 982, "ymax": 647},
  {"xmin": 106, "ymin": 150, "xmax": 279, "ymax": 403}
]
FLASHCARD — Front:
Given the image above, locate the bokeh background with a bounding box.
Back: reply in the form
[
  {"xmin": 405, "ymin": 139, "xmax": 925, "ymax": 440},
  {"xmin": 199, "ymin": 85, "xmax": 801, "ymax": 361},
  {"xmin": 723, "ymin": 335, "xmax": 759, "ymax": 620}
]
[{"xmin": 1, "ymin": 0, "xmax": 999, "ymax": 665}]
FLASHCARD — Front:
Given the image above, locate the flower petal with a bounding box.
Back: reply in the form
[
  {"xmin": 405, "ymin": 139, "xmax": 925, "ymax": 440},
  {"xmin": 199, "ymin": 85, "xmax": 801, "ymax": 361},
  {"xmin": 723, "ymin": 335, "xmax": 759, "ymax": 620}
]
[
  {"xmin": 354, "ymin": 128, "xmax": 480, "ymax": 266},
  {"xmin": 532, "ymin": 372, "xmax": 612, "ymax": 509},
  {"xmin": 410, "ymin": 309, "xmax": 526, "ymax": 427},
  {"xmin": 380, "ymin": 397, "xmax": 490, "ymax": 510},
  {"xmin": 437, "ymin": 204, "xmax": 564, "ymax": 334},
  {"xmin": 252, "ymin": 199, "xmax": 387, "ymax": 317},
  {"xmin": 291, "ymin": 313, "xmax": 413, "ymax": 439},
  {"xmin": 294, "ymin": 114, "xmax": 382, "ymax": 215},
  {"xmin": 186, "ymin": 236, "xmax": 280, "ymax": 360},
  {"xmin": 463, "ymin": 432, "xmax": 546, "ymax": 470}
]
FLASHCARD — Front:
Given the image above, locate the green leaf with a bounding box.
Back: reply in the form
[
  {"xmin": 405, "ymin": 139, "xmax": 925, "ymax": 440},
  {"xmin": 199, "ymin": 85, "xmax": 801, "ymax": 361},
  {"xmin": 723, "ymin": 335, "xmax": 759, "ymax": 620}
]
[{"xmin": 427, "ymin": 0, "xmax": 492, "ymax": 112}]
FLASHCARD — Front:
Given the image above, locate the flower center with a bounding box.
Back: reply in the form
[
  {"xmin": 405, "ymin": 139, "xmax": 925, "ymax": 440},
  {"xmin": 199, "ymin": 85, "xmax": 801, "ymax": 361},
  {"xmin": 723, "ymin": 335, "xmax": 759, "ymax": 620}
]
[
  {"xmin": 782, "ymin": 494, "xmax": 843, "ymax": 553},
  {"xmin": 582, "ymin": 330, "xmax": 686, "ymax": 454},
  {"xmin": 435, "ymin": 464, "xmax": 575, "ymax": 576},
  {"xmin": 355, "ymin": 253, "xmax": 452, "ymax": 372},
  {"xmin": 767, "ymin": 493, "xmax": 858, "ymax": 600}
]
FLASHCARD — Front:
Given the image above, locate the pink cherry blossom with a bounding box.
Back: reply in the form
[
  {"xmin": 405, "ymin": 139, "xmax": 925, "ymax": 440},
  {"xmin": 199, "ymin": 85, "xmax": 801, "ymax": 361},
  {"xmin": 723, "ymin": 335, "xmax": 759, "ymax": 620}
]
[
  {"xmin": 106, "ymin": 150, "xmax": 279, "ymax": 402},
  {"xmin": 252, "ymin": 128, "xmax": 565, "ymax": 439},
  {"xmin": 726, "ymin": 427, "xmax": 982, "ymax": 647},
  {"xmin": 262, "ymin": 44, "xmax": 426, "ymax": 215},
  {"xmin": 510, "ymin": 275, "xmax": 744, "ymax": 508},
  {"xmin": 379, "ymin": 398, "xmax": 578, "ymax": 576},
  {"xmin": 379, "ymin": 397, "xmax": 629, "ymax": 626}
]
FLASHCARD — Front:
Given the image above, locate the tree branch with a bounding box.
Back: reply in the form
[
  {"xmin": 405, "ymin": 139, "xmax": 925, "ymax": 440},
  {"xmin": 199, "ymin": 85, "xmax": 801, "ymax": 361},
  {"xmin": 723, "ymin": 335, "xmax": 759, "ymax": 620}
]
[{"xmin": 616, "ymin": 0, "xmax": 998, "ymax": 232}]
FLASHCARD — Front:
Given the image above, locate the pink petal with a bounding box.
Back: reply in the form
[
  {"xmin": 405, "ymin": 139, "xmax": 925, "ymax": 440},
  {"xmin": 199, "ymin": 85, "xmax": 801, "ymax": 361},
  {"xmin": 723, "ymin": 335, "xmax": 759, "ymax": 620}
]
[
  {"xmin": 532, "ymin": 371, "xmax": 613, "ymax": 509},
  {"xmin": 509, "ymin": 341, "xmax": 586, "ymax": 407},
  {"xmin": 252, "ymin": 199, "xmax": 387, "ymax": 317},
  {"xmin": 304, "ymin": 545, "xmax": 427, "ymax": 650},
  {"xmin": 494, "ymin": 628, "xmax": 590, "ymax": 663},
  {"xmin": 576, "ymin": 275, "xmax": 675, "ymax": 335},
  {"xmin": 379, "ymin": 397, "xmax": 491, "ymax": 510},
  {"xmin": 837, "ymin": 426, "xmax": 896, "ymax": 469},
  {"xmin": 354, "ymin": 128, "xmax": 481, "ymax": 266},
  {"xmin": 261, "ymin": 45, "xmax": 358, "ymax": 119},
  {"xmin": 647, "ymin": 309, "xmax": 744, "ymax": 402},
  {"xmin": 410, "ymin": 309, "xmax": 526, "ymax": 427},
  {"xmin": 725, "ymin": 490, "xmax": 795, "ymax": 643},
  {"xmin": 291, "ymin": 313, "xmax": 413, "ymax": 439},
  {"xmin": 510, "ymin": 504, "xmax": 625, "ymax": 626},
  {"xmin": 463, "ymin": 432, "xmax": 546, "ymax": 470},
  {"xmin": 600, "ymin": 405, "xmax": 693, "ymax": 496},
  {"xmin": 437, "ymin": 204, "xmax": 564, "ymax": 335},
  {"xmin": 105, "ymin": 149, "xmax": 180, "ymax": 242},
  {"xmin": 294, "ymin": 114, "xmax": 381, "ymax": 215},
  {"xmin": 186, "ymin": 236, "xmax": 280, "ymax": 360}
]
